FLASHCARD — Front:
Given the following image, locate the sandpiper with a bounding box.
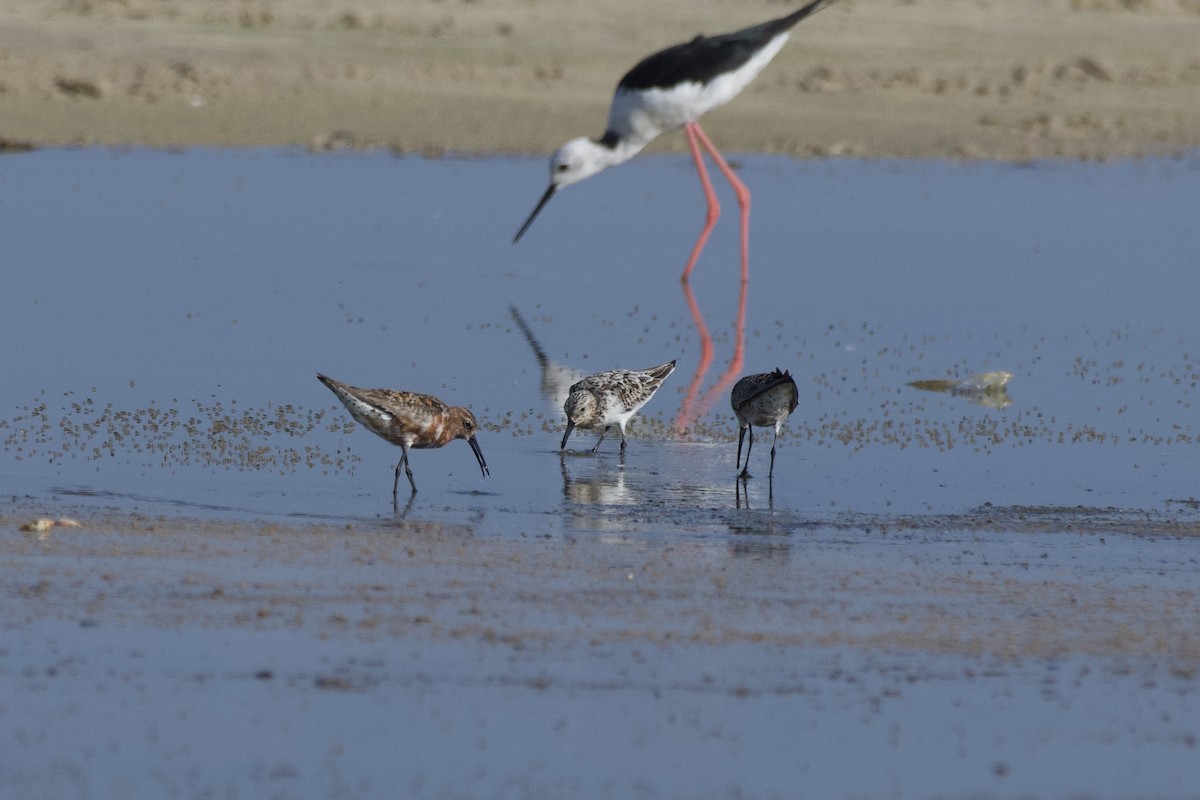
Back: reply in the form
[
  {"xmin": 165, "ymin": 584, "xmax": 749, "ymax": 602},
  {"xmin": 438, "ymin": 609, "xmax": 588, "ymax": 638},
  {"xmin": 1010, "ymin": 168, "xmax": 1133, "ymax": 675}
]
[
  {"xmin": 561, "ymin": 360, "xmax": 676, "ymax": 453},
  {"xmin": 317, "ymin": 373, "xmax": 488, "ymax": 497},
  {"xmin": 730, "ymin": 368, "xmax": 798, "ymax": 479},
  {"xmin": 514, "ymin": 0, "xmax": 840, "ymax": 281}
]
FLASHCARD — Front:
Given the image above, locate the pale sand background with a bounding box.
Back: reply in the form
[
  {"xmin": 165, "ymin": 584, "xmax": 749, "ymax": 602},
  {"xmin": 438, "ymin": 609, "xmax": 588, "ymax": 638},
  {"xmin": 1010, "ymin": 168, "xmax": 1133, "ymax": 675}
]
[{"xmin": 1, "ymin": 0, "xmax": 1198, "ymax": 158}]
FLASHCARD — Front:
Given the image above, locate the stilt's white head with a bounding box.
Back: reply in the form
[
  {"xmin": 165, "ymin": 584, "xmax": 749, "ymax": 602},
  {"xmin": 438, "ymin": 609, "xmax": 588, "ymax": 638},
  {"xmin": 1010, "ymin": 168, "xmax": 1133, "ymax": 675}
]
[
  {"xmin": 549, "ymin": 137, "xmax": 612, "ymax": 189},
  {"xmin": 513, "ymin": 137, "xmax": 620, "ymax": 244}
]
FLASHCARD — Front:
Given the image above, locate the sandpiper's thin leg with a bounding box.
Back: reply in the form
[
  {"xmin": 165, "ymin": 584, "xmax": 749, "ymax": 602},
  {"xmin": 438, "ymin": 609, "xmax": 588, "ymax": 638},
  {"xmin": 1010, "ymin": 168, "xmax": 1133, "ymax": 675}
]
[
  {"xmin": 736, "ymin": 426, "xmax": 748, "ymax": 476},
  {"xmin": 403, "ymin": 454, "xmax": 417, "ymax": 493},
  {"xmin": 741, "ymin": 426, "xmax": 755, "ymax": 479},
  {"xmin": 768, "ymin": 427, "xmax": 779, "ymax": 480},
  {"xmin": 394, "ymin": 447, "xmax": 417, "ymax": 495}
]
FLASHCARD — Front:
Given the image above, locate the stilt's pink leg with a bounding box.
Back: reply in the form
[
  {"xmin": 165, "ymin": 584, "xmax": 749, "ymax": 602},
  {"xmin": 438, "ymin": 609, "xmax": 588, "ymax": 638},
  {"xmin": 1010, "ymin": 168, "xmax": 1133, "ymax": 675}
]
[
  {"xmin": 673, "ymin": 122, "xmax": 750, "ymax": 430},
  {"xmin": 688, "ymin": 122, "xmax": 751, "ymax": 289},
  {"xmin": 680, "ymin": 122, "xmax": 721, "ymax": 283}
]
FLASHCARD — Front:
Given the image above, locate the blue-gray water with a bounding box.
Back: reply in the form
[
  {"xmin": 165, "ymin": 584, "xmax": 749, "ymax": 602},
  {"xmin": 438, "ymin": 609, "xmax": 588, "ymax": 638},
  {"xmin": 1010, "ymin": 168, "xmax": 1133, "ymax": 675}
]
[{"xmin": 3, "ymin": 150, "xmax": 1198, "ymax": 525}]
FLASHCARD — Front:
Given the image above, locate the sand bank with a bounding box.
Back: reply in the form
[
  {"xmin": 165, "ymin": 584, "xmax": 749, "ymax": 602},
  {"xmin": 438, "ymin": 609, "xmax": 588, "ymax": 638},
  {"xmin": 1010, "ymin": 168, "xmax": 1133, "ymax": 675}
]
[{"xmin": 1, "ymin": 0, "xmax": 1198, "ymax": 158}]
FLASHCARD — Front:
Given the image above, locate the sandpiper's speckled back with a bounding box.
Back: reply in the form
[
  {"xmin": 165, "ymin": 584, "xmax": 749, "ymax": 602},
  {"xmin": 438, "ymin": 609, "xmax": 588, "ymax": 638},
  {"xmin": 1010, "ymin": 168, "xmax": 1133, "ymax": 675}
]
[
  {"xmin": 560, "ymin": 360, "xmax": 676, "ymax": 453},
  {"xmin": 565, "ymin": 360, "xmax": 676, "ymax": 428}
]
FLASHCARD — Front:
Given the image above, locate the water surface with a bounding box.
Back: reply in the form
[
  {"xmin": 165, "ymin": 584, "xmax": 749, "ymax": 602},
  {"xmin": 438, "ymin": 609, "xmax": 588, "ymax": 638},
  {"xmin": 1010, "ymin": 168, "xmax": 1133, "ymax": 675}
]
[
  {"xmin": 2, "ymin": 149, "xmax": 1199, "ymax": 799},
  {"xmin": 2, "ymin": 150, "xmax": 1198, "ymax": 525}
]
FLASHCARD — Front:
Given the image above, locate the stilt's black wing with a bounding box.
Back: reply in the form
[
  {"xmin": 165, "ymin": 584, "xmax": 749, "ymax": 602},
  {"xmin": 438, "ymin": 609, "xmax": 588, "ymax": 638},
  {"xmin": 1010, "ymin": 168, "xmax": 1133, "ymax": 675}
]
[{"xmin": 617, "ymin": 0, "xmax": 835, "ymax": 90}]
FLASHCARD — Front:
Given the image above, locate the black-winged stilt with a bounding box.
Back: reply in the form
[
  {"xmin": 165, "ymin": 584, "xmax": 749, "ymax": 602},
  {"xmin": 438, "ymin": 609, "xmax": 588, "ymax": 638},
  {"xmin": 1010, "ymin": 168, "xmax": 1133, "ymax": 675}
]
[{"xmin": 513, "ymin": 0, "xmax": 839, "ymax": 281}]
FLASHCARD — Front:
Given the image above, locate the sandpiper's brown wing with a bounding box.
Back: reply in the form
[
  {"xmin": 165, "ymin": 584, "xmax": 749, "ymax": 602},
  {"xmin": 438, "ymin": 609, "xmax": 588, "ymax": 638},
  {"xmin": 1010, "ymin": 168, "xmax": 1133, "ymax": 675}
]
[
  {"xmin": 358, "ymin": 387, "xmax": 449, "ymax": 436},
  {"xmin": 318, "ymin": 374, "xmax": 447, "ymax": 437}
]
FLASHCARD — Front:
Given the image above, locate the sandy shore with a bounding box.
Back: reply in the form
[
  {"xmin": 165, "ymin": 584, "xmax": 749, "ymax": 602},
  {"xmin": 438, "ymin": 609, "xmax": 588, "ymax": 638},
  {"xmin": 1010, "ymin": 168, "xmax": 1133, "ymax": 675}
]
[
  {"xmin": 3, "ymin": 500, "xmax": 1199, "ymax": 797},
  {"xmin": 5, "ymin": 501, "xmax": 1199, "ymax": 663},
  {"xmin": 1, "ymin": 0, "xmax": 1198, "ymax": 158}
]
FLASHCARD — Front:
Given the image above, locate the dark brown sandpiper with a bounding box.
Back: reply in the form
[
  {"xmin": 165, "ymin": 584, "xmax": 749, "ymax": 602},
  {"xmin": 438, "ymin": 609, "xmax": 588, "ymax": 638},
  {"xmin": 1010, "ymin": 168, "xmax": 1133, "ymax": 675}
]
[
  {"xmin": 317, "ymin": 373, "xmax": 488, "ymax": 497},
  {"xmin": 730, "ymin": 368, "xmax": 798, "ymax": 479},
  {"xmin": 562, "ymin": 360, "xmax": 676, "ymax": 453}
]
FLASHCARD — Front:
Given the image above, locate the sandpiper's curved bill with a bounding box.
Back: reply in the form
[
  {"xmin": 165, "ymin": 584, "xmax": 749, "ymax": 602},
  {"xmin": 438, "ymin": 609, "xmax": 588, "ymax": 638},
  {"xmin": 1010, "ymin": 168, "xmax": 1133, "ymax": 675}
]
[
  {"xmin": 513, "ymin": 184, "xmax": 556, "ymax": 243},
  {"xmin": 467, "ymin": 436, "xmax": 489, "ymax": 478}
]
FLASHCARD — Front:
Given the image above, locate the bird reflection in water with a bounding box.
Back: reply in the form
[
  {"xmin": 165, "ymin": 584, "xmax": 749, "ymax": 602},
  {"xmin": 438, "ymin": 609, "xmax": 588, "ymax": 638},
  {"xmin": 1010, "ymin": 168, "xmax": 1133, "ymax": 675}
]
[
  {"xmin": 509, "ymin": 306, "xmax": 587, "ymax": 417},
  {"xmin": 727, "ymin": 494, "xmax": 792, "ymax": 560},
  {"xmin": 674, "ymin": 274, "xmax": 748, "ymax": 435},
  {"xmin": 559, "ymin": 450, "xmax": 633, "ymax": 507},
  {"xmin": 735, "ymin": 474, "xmax": 774, "ymax": 511}
]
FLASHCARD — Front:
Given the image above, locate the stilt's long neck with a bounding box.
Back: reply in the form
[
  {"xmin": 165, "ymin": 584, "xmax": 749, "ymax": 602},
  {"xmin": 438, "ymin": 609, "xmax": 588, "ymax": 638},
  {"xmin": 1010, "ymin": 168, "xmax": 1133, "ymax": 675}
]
[{"xmin": 596, "ymin": 129, "xmax": 651, "ymax": 170}]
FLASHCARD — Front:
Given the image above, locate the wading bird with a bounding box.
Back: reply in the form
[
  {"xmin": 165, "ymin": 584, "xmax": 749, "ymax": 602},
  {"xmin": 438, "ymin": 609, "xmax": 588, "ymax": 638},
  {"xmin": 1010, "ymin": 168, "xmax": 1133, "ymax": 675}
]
[
  {"xmin": 562, "ymin": 361, "xmax": 676, "ymax": 453},
  {"xmin": 731, "ymin": 368, "xmax": 798, "ymax": 479},
  {"xmin": 514, "ymin": 0, "xmax": 839, "ymax": 282},
  {"xmin": 318, "ymin": 373, "xmax": 488, "ymax": 497}
]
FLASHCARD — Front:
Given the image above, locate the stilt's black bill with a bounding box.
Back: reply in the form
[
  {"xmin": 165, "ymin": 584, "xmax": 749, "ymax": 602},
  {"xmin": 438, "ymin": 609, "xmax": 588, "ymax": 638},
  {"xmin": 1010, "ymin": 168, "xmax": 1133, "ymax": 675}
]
[
  {"xmin": 468, "ymin": 436, "xmax": 489, "ymax": 478},
  {"xmin": 513, "ymin": 185, "xmax": 556, "ymax": 244}
]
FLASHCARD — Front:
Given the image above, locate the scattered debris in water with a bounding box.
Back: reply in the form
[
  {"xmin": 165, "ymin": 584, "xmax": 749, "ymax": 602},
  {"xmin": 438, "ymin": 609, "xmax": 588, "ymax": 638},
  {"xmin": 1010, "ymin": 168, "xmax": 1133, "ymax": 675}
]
[
  {"xmin": 1, "ymin": 393, "xmax": 356, "ymax": 474},
  {"xmin": 908, "ymin": 370, "xmax": 1013, "ymax": 409},
  {"xmin": 18, "ymin": 517, "xmax": 82, "ymax": 536}
]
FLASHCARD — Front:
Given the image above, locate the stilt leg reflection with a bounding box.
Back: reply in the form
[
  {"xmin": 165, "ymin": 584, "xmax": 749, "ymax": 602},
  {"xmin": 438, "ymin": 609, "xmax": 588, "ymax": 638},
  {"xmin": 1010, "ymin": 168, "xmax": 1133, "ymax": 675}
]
[{"xmin": 674, "ymin": 263, "xmax": 748, "ymax": 433}]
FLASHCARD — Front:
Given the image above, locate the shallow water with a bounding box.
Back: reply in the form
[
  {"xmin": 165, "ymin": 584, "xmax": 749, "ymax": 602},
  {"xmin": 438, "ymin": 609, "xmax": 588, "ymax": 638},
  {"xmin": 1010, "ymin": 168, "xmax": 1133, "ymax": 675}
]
[
  {"xmin": 3, "ymin": 150, "xmax": 1200, "ymax": 798},
  {"xmin": 2, "ymin": 149, "xmax": 1199, "ymax": 525}
]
